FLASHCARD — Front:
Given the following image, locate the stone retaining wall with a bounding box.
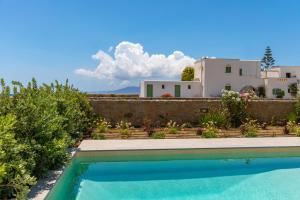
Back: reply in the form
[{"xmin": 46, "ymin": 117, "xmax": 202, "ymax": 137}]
[{"xmin": 89, "ymin": 98, "xmax": 297, "ymax": 126}]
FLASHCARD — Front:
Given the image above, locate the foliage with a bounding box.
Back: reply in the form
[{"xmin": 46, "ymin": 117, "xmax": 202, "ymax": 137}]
[
  {"xmin": 261, "ymin": 46, "xmax": 275, "ymax": 71},
  {"xmin": 0, "ymin": 114, "xmax": 36, "ymax": 199},
  {"xmin": 151, "ymin": 132, "xmax": 165, "ymax": 139},
  {"xmin": 288, "ymin": 83, "xmax": 298, "ymax": 97},
  {"xmin": 199, "ymin": 110, "xmax": 229, "ymax": 128},
  {"xmin": 275, "ymin": 89, "xmax": 285, "ymax": 98},
  {"xmin": 257, "ymin": 86, "xmax": 266, "ymax": 98},
  {"xmin": 96, "ymin": 118, "xmax": 111, "ymax": 133},
  {"xmin": 91, "ymin": 132, "xmax": 106, "ymax": 140},
  {"xmin": 202, "ymin": 121, "xmax": 218, "ymax": 138},
  {"xmin": 116, "ymin": 121, "xmax": 132, "ymax": 138},
  {"xmin": 271, "ymin": 116, "xmax": 277, "ymax": 126},
  {"xmin": 0, "ymin": 78, "xmax": 94, "ymax": 198},
  {"xmin": 161, "ymin": 93, "xmax": 173, "ymax": 98},
  {"xmin": 286, "ymin": 121, "xmax": 300, "ymax": 136},
  {"xmin": 221, "ymin": 90, "xmax": 247, "ymax": 127},
  {"xmin": 287, "ymin": 112, "xmax": 297, "ymax": 123},
  {"xmin": 116, "ymin": 120, "xmax": 132, "ymax": 130},
  {"xmin": 164, "ymin": 120, "xmax": 179, "ymax": 134},
  {"xmin": 143, "ymin": 117, "xmax": 155, "ymax": 136},
  {"xmin": 240, "ymin": 119, "xmax": 259, "ymax": 137},
  {"xmin": 181, "ymin": 66, "xmax": 194, "ymax": 81}
]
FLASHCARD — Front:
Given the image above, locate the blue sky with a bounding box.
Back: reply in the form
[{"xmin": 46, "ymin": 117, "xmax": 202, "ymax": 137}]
[{"xmin": 1, "ymin": 0, "xmax": 300, "ymax": 91}]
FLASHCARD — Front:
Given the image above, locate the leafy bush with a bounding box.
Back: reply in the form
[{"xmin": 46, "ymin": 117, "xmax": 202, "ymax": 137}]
[
  {"xmin": 91, "ymin": 132, "xmax": 106, "ymax": 140},
  {"xmin": 202, "ymin": 122, "xmax": 218, "ymax": 138},
  {"xmin": 96, "ymin": 118, "xmax": 111, "ymax": 133},
  {"xmin": 286, "ymin": 121, "xmax": 300, "ymax": 136},
  {"xmin": 240, "ymin": 119, "xmax": 259, "ymax": 137},
  {"xmin": 116, "ymin": 120, "xmax": 132, "ymax": 138},
  {"xmin": 143, "ymin": 117, "xmax": 155, "ymax": 136},
  {"xmin": 275, "ymin": 89, "xmax": 285, "ymax": 98},
  {"xmin": 271, "ymin": 116, "xmax": 277, "ymax": 126},
  {"xmin": 221, "ymin": 90, "xmax": 247, "ymax": 127},
  {"xmin": 165, "ymin": 120, "xmax": 179, "ymax": 134},
  {"xmin": 199, "ymin": 111, "xmax": 229, "ymax": 128},
  {"xmin": 288, "ymin": 83, "xmax": 298, "ymax": 97},
  {"xmin": 151, "ymin": 132, "xmax": 165, "ymax": 139},
  {"xmin": 0, "ymin": 114, "xmax": 36, "ymax": 199},
  {"xmin": 181, "ymin": 66, "xmax": 194, "ymax": 81},
  {"xmin": 0, "ymin": 78, "xmax": 94, "ymax": 198},
  {"xmin": 287, "ymin": 112, "xmax": 297, "ymax": 123}
]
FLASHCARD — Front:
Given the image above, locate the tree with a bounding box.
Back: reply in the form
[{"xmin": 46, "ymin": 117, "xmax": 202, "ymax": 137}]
[
  {"xmin": 261, "ymin": 46, "xmax": 275, "ymax": 71},
  {"xmin": 181, "ymin": 67, "xmax": 194, "ymax": 81}
]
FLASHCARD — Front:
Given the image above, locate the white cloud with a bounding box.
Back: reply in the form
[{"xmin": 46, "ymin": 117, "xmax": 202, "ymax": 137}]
[{"xmin": 74, "ymin": 41, "xmax": 195, "ymax": 83}]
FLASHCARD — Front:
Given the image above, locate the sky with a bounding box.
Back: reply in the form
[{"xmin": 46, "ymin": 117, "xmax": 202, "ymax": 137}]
[{"xmin": 1, "ymin": 0, "xmax": 300, "ymax": 92}]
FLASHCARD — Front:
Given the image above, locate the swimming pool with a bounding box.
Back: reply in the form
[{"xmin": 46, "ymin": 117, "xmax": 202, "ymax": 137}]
[{"xmin": 46, "ymin": 148, "xmax": 300, "ymax": 200}]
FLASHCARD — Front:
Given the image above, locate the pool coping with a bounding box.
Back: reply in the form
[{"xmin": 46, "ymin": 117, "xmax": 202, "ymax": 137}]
[
  {"xmin": 29, "ymin": 137, "xmax": 300, "ymax": 199},
  {"xmin": 79, "ymin": 137, "xmax": 300, "ymax": 151}
]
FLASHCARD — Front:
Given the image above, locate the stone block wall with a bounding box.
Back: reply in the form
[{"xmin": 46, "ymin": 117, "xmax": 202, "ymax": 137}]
[{"xmin": 89, "ymin": 98, "xmax": 296, "ymax": 126}]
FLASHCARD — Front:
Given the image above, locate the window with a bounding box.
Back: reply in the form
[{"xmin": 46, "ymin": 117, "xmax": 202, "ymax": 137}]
[
  {"xmin": 188, "ymin": 85, "xmax": 191, "ymax": 89},
  {"xmin": 225, "ymin": 65, "xmax": 231, "ymax": 73},
  {"xmin": 286, "ymin": 73, "xmax": 291, "ymax": 78},
  {"xmin": 239, "ymin": 68, "xmax": 242, "ymax": 76},
  {"xmin": 162, "ymin": 84, "xmax": 165, "ymax": 89},
  {"xmin": 225, "ymin": 85, "xmax": 231, "ymax": 91}
]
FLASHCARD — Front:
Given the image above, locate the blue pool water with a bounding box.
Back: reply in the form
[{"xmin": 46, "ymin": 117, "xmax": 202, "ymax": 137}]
[{"xmin": 47, "ymin": 150, "xmax": 300, "ymax": 200}]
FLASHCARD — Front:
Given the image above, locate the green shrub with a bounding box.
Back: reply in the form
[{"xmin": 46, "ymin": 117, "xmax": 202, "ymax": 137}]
[
  {"xmin": 0, "ymin": 114, "xmax": 36, "ymax": 199},
  {"xmin": 164, "ymin": 120, "xmax": 179, "ymax": 134},
  {"xmin": 275, "ymin": 89, "xmax": 285, "ymax": 98},
  {"xmin": 181, "ymin": 66, "xmax": 194, "ymax": 81},
  {"xmin": 151, "ymin": 132, "xmax": 165, "ymax": 139},
  {"xmin": 287, "ymin": 112, "xmax": 297, "ymax": 123},
  {"xmin": 288, "ymin": 83, "xmax": 298, "ymax": 97},
  {"xmin": 0, "ymin": 78, "xmax": 94, "ymax": 198},
  {"xmin": 240, "ymin": 119, "xmax": 259, "ymax": 137},
  {"xmin": 199, "ymin": 111, "xmax": 229, "ymax": 128},
  {"xmin": 202, "ymin": 122, "xmax": 218, "ymax": 138},
  {"xmin": 91, "ymin": 132, "xmax": 106, "ymax": 140},
  {"xmin": 96, "ymin": 118, "xmax": 111, "ymax": 133},
  {"xmin": 116, "ymin": 121, "xmax": 132, "ymax": 138},
  {"xmin": 221, "ymin": 90, "xmax": 247, "ymax": 127},
  {"xmin": 286, "ymin": 121, "xmax": 300, "ymax": 136}
]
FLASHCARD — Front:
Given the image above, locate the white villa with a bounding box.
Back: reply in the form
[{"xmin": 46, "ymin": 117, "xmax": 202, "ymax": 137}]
[{"xmin": 140, "ymin": 57, "xmax": 300, "ymax": 99}]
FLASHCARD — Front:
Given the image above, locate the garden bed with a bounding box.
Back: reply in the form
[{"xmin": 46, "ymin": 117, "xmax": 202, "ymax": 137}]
[{"xmin": 90, "ymin": 126, "xmax": 296, "ymax": 140}]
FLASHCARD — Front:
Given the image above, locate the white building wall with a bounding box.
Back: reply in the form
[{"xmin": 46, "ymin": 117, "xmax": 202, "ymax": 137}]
[
  {"xmin": 139, "ymin": 81, "xmax": 145, "ymax": 97},
  {"xmin": 264, "ymin": 78, "xmax": 297, "ymax": 99},
  {"xmin": 140, "ymin": 80, "xmax": 202, "ymax": 98},
  {"xmin": 202, "ymin": 58, "xmax": 263, "ymax": 97}
]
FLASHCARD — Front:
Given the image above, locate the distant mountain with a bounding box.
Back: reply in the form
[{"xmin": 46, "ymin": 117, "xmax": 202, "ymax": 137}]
[{"xmin": 89, "ymin": 86, "xmax": 140, "ymax": 94}]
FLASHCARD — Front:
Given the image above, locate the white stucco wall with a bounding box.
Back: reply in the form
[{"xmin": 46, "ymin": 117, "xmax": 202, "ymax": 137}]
[
  {"xmin": 140, "ymin": 80, "xmax": 202, "ymax": 98},
  {"xmin": 202, "ymin": 58, "xmax": 263, "ymax": 97},
  {"xmin": 264, "ymin": 77, "xmax": 297, "ymax": 99}
]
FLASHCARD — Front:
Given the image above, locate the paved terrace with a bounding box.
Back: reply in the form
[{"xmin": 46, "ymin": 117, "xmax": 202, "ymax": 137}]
[{"xmin": 79, "ymin": 137, "xmax": 300, "ymax": 151}]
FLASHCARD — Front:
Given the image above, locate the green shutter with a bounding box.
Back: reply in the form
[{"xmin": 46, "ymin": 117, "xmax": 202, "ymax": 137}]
[
  {"xmin": 175, "ymin": 85, "xmax": 181, "ymax": 97},
  {"xmin": 146, "ymin": 84, "xmax": 153, "ymax": 97}
]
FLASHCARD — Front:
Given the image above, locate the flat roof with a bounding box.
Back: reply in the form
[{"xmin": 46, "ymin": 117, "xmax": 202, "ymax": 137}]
[
  {"xmin": 195, "ymin": 57, "xmax": 260, "ymax": 63},
  {"xmin": 79, "ymin": 138, "xmax": 300, "ymax": 151}
]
